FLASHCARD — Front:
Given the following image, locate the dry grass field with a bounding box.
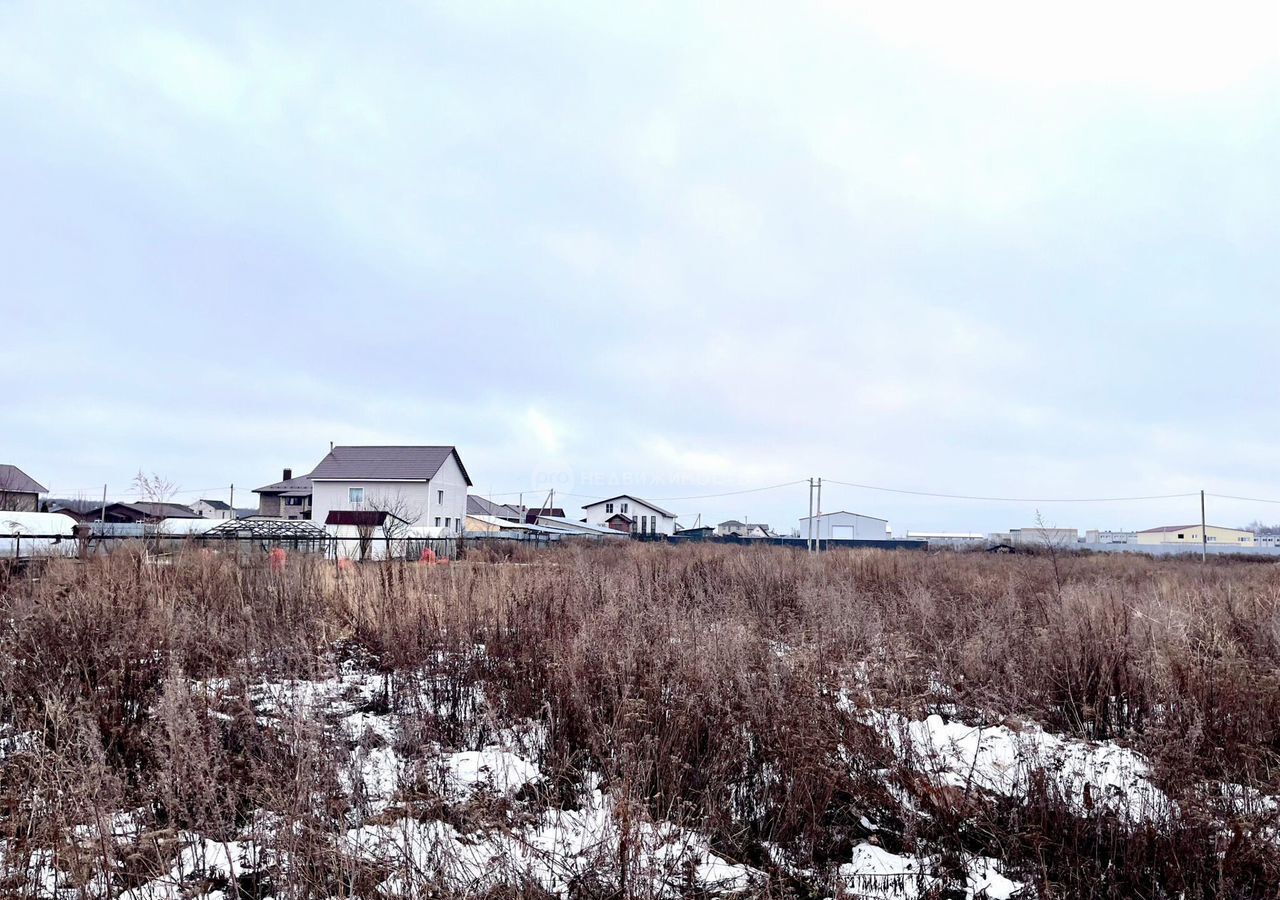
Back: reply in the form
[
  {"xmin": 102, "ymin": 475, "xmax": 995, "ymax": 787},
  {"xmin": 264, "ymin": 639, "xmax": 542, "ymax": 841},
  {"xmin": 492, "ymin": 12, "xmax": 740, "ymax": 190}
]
[{"xmin": 2, "ymin": 542, "xmax": 1280, "ymax": 898}]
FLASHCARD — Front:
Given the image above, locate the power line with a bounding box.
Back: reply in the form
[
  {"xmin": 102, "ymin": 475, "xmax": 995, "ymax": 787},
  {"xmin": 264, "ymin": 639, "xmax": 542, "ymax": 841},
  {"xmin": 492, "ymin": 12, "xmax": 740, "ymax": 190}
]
[
  {"xmin": 648, "ymin": 480, "xmax": 809, "ymax": 502},
  {"xmin": 1207, "ymin": 493, "xmax": 1280, "ymax": 506},
  {"xmin": 480, "ymin": 481, "xmax": 808, "ymax": 504},
  {"xmin": 822, "ymin": 480, "xmax": 1199, "ymax": 504}
]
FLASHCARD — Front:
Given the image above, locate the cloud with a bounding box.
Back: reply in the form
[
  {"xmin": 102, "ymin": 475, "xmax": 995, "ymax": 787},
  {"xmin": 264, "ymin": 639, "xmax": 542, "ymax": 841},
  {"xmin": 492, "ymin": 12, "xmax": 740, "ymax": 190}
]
[{"xmin": 0, "ymin": 1, "xmax": 1276, "ymax": 532}]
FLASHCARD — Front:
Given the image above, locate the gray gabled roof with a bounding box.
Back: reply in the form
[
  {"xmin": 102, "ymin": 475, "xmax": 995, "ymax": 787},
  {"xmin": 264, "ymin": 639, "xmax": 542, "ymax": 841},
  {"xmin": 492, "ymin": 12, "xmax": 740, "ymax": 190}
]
[
  {"xmin": 198, "ymin": 499, "xmax": 231, "ymax": 510},
  {"xmin": 132, "ymin": 502, "xmax": 199, "ymax": 519},
  {"xmin": 308, "ymin": 446, "xmax": 473, "ymax": 486},
  {"xmin": 254, "ymin": 474, "xmax": 313, "ymax": 495},
  {"xmin": 0, "ymin": 465, "xmax": 47, "ymax": 494},
  {"xmin": 45, "ymin": 497, "xmax": 99, "ymax": 514},
  {"xmin": 467, "ymin": 495, "xmax": 521, "ymax": 518}
]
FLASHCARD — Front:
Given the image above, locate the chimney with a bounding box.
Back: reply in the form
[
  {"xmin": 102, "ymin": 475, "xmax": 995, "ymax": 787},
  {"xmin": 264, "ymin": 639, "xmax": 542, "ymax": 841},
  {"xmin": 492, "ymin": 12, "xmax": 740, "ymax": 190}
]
[{"xmin": 283, "ymin": 468, "xmax": 292, "ymax": 481}]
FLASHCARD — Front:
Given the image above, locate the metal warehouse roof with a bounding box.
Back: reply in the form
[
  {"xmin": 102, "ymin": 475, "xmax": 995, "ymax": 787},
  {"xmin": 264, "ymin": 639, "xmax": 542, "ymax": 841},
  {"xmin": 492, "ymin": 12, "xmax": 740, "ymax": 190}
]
[
  {"xmin": 308, "ymin": 446, "xmax": 473, "ymax": 486},
  {"xmin": 534, "ymin": 516, "xmax": 628, "ymax": 536},
  {"xmin": 798, "ymin": 510, "xmax": 888, "ymax": 522},
  {"xmin": 1138, "ymin": 524, "xmax": 1231, "ymax": 534}
]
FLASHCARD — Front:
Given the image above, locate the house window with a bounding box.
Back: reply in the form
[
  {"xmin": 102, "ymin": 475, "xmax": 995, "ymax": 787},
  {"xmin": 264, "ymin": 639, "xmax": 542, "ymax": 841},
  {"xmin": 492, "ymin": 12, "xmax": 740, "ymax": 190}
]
[
  {"xmin": 438, "ymin": 490, "xmax": 444, "ymax": 504},
  {"xmin": 285, "ymin": 496, "xmax": 302, "ymax": 506},
  {"xmin": 445, "ymin": 517, "xmax": 451, "ymax": 527},
  {"xmin": 606, "ymin": 503, "xmax": 614, "ymax": 514},
  {"xmin": 640, "ymin": 515, "xmax": 648, "ymax": 532},
  {"xmin": 1176, "ymin": 533, "xmax": 1184, "ymax": 540},
  {"xmin": 349, "ymin": 488, "xmax": 364, "ymax": 504},
  {"xmin": 435, "ymin": 517, "xmax": 442, "ymax": 527},
  {"xmin": 621, "ymin": 502, "xmax": 629, "ymax": 514}
]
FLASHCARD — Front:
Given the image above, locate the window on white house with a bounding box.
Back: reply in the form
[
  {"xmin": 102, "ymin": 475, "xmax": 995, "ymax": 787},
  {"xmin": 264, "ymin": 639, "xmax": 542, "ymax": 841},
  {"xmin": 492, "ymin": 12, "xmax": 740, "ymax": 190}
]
[
  {"xmin": 640, "ymin": 515, "xmax": 648, "ymax": 531},
  {"xmin": 445, "ymin": 517, "xmax": 451, "ymax": 527},
  {"xmin": 621, "ymin": 502, "xmax": 629, "ymax": 514},
  {"xmin": 606, "ymin": 503, "xmax": 613, "ymax": 514},
  {"xmin": 438, "ymin": 490, "xmax": 444, "ymax": 504},
  {"xmin": 349, "ymin": 488, "xmax": 364, "ymax": 504}
]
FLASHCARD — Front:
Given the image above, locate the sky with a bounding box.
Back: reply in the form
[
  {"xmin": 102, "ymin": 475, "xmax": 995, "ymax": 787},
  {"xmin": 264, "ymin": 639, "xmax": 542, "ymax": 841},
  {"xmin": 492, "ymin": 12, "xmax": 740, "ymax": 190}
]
[{"xmin": 2, "ymin": 1, "xmax": 1278, "ymax": 534}]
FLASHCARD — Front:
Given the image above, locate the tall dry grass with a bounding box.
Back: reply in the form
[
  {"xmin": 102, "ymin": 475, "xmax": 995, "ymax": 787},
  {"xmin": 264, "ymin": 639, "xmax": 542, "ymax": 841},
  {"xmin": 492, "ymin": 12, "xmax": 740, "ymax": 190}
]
[{"xmin": 2, "ymin": 542, "xmax": 1280, "ymax": 896}]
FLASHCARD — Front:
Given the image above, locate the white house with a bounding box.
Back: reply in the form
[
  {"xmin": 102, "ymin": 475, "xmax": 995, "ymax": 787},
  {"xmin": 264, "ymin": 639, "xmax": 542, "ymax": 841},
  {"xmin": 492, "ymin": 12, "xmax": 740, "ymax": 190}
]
[
  {"xmin": 582, "ymin": 495, "xmax": 677, "ymax": 535},
  {"xmin": 308, "ymin": 445, "xmax": 472, "ymax": 534},
  {"xmin": 192, "ymin": 499, "xmax": 234, "ymax": 519},
  {"xmin": 798, "ymin": 511, "xmax": 889, "ymax": 541},
  {"xmin": 715, "ymin": 520, "xmax": 772, "ymax": 538}
]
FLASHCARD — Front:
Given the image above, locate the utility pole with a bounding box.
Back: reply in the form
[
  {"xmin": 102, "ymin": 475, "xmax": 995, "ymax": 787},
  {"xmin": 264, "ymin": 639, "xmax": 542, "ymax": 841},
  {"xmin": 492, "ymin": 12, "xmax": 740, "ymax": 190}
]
[
  {"xmin": 229, "ymin": 483, "xmax": 234, "ymax": 518},
  {"xmin": 807, "ymin": 478, "xmax": 815, "ymax": 553},
  {"xmin": 816, "ymin": 477, "xmax": 823, "ymax": 553},
  {"xmin": 100, "ymin": 484, "xmax": 107, "ymax": 525},
  {"xmin": 1200, "ymin": 489, "xmax": 1207, "ymax": 563}
]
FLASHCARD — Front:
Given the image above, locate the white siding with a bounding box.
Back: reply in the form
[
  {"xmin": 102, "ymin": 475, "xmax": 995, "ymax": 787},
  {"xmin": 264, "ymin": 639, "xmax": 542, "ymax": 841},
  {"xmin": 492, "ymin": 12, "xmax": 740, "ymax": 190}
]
[
  {"xmin": 798, "ymin": 512, "xmax": 889, "ymax": 541},
  {"xmin": 310, "ymin": 452, "xmax": 470, "ymax": 533},
  {"xmin": 582, "ymin": 496, "xmax": 677, "ymax": 535}
]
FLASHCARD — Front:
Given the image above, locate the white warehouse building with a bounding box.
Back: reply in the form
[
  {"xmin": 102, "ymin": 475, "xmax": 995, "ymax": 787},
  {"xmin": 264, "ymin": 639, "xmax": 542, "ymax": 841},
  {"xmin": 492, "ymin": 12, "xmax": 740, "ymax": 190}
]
[{"xmin": 798, "ymin": 511, "xmax": 889, "ymax": 541}]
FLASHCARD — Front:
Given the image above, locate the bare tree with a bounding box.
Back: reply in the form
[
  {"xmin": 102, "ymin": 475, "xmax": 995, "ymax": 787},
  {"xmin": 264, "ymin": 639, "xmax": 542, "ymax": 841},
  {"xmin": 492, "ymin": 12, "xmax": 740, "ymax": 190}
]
[
  {"xmin": 131, "ymin": 470, "xmax": 179, "ymax": 504},
  {"xmin": 366, "ymin": 490, "xmax": 426, "ymax": 559}
]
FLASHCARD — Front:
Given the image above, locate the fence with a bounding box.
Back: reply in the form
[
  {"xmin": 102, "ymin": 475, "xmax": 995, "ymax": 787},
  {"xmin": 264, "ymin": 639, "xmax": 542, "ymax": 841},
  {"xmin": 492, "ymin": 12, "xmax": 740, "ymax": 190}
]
[{"xmin": 0, "ymin": 529, "xmax": 629, "ymax": 563}]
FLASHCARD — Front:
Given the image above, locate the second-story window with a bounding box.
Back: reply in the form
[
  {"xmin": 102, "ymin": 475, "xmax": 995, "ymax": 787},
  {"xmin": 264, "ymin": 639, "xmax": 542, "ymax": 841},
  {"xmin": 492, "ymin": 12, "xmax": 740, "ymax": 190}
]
[
  {"xmin": 349, "ymin": 488, "xmax": 364, "ymax": 504},
  {"xmin": 438, "ymin": 490, "xmax": 444, "ymax": 504},
  {"xmin": 606, "ymin": 503, "xmax": 614, "ymax": 514}
]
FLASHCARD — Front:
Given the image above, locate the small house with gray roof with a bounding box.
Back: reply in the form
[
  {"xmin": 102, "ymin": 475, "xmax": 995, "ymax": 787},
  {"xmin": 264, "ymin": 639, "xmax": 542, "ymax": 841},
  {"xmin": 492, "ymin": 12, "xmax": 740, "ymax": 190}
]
[
  {"xmin": 253, "ymin": 469, "xmax": 314, "ymax": 520},
  {"xmin": 192, "ymin": 499, "xmax": 234, "ymax": 519}
]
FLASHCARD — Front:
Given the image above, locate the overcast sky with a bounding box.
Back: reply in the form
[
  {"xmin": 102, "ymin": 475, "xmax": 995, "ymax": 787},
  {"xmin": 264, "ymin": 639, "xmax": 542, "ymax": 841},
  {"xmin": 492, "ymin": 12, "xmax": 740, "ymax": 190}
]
[{"xmin": 3, "ymin": 2, "xmax": 1278, "ymax": 533}]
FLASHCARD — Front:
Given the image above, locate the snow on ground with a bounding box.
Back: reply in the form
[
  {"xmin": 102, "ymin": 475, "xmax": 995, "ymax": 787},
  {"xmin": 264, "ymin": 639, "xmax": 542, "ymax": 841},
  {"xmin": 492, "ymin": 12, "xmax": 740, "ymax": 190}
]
[
  {"xmin": 346, "ymin": 781, "xmax": 759, "ymax": 898},
  {"xmin": 442, "ymin": 747, "xmax": 541, "ymax": 796},
  {"xmin": 838, "ymin": 842, "xmax": 1022, "ymax": 899},
  {"xmin": 861, "ymin": 709, "xmax": 1172, "ymax": 821}
]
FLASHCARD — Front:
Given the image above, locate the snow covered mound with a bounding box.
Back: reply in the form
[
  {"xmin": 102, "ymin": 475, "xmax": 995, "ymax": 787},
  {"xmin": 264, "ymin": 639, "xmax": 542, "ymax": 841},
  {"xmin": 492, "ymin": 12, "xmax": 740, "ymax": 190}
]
[
  {"xmin": 840, "ymin": 842, "xmax": 1022, "ymax": 899},
  {"xmin": 442, "ymin": 747, "xmax": 540, "ymax": 796},
  {"xmin": 873, "ymin": 711, "xmax": 1171, "ymax": 821}
]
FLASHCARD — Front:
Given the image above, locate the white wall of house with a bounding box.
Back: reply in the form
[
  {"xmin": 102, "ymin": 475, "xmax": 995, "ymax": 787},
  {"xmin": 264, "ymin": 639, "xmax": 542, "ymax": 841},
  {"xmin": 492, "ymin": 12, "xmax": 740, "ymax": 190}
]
[
  {"xmin": 798, "ymin": 512, "xmax": 889, "ymax": 541},
  {"xmin": 311, "ymin": 455, "xmax": 470, "ymax": 534},
  {"xmin": 192, "ymin": 501, "xmax": 232, "ymax": 520},
  {"xmin": 583, "ymin": 496, "xmax": 677, "ymax": 535}
]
